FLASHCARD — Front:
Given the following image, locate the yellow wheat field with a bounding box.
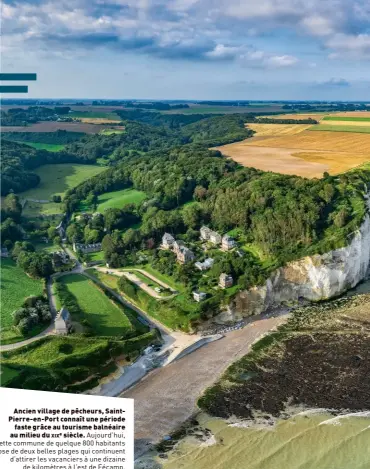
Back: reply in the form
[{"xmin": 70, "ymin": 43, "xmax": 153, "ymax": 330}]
[
  {"xmin": 214, "ymin": 129, "xmax": 370, "ymax": 178},
  {"xmin": 247, "ymin": 123, "xmax": 312, "ymax": 136},
  {"xmin": 318, "ymin": 120, "xmax": 370, "ymax": 127},
  {"xmin": 247, "ymin": 130, "xmax": 370, "ymax": 153}
]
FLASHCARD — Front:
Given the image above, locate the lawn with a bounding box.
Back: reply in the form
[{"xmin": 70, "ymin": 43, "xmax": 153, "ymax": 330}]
[
  {"xmin": 310, "ymin": 125, "xmax": 370, "ymax": 134},
  {"xmin": 14, "ymin": 142, "xmax": 66, "ymax": 151},
  {"xmin": 0, "ymin": 259, "xmax": 44, "ymax": 343},
  {"xmin": 58, "ymin": 274, "xmax": 134, "ymax": 336},
  {"xmin": 96, "ymin": 188, "xmax": 147, "ymax": 212},
  {"xmin": 84, "ymin": 251, "xmax": 105, "ymax": 263},
  {"xmin": 20, "ymin": 163, "xmax": 105, "ymax": 204}
]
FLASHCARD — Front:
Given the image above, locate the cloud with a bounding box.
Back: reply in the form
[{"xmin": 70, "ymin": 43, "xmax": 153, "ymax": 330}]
[
  {"xmin": 2, "ymin": 0, "xmax": 370, "ymax": 65},
  {"xmin": 315, "ymin": 78, "xmax": 351, "ymax": 88}
]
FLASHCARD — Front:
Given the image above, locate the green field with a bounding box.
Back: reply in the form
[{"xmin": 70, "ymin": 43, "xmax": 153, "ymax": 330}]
[
  {"xmin": 14, "ymin": 141, "xmax": 66, "ymax": 151},
  {"xmin": 323, "ymin": 116, "xmax": 370, "ymax": 122},
  {"xmin": 21, "ymin": 164, "xmax": 105, "ymax": 200},
  {"xmin": 309, "ymin": 125, "xmax": 370, "ymax": 134},
  {"xmin": 69, "ymin": 111, "xmax": 121, "ymax": 120},
  {"xmin": 58, "ymin": 274, "xmax": 134, "ymax": 336},
  {"xmin": 0, "ymin": 259, "xmax": 44, "ymax": 343},
  {"xmin": 97, "ymin": 188, "xmax": 147, "ymax": 212}
]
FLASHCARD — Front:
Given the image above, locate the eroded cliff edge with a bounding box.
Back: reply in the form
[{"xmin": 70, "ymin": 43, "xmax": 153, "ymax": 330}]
[{"xmin": 218, "ymin": 196, "xmax": 370, "ymax": 323}]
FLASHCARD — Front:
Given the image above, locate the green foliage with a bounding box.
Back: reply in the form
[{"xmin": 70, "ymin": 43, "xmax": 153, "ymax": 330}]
[{"xmin": 1, "ymin": 332, "xmax": 158, "ymax": 392}]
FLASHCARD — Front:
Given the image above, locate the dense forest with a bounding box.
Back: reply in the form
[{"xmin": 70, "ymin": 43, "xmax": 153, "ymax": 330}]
[{"xmin": 3, "ymin": 130, "xmax": 85, "ymax": 144}]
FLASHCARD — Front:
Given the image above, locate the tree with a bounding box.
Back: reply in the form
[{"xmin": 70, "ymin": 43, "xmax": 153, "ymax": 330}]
[{"xmin": 66, "ymin": 223, "xmax": 83, "ymax": 243}]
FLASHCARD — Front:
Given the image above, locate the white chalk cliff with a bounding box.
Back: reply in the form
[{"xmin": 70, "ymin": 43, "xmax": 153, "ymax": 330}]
[{"xmin": 218, "ymin": 195, "xmax": 370, "ymax": 322}]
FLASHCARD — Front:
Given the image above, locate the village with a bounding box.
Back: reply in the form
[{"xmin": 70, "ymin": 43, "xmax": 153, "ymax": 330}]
[{"xmin": 161, "ymin": 225, "xmax": 237, "ymax": 303}]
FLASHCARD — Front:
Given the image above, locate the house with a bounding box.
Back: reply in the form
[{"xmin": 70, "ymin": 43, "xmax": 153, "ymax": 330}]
[
  {"xmin": 73, "ymin": 242, "xmax": 102, "ymax": 253},
  {"xmin": 193, "ymin": 291, "xmax": 207, "ymax": 302},
  {"xmin": 195, "ymin": 258, "xmax": 214, "ymax": 271},
  {"xmin": 172, "ymin": 240, "xmax": 185, "ymax": 254},
  {"xmin": 52, "ymin": 251, "xmax": 70, "ymax": 268},
  {"xmin": 176, "ymin": 246, "xmax": 195, "ymax": 264},
  {"xmin": 200, "ymin": 226, "xmax": 212, "ymax": 241},
  {"xmin": 209, "ymin": 231, "xmax": 222, "ymax": 245},
  {"xmin": 54, "ymin": 306, "xmax": 71, "ymax": 335},
  {"xmin": 1, "ymin": 247, "xmax": 9, "ymax": 258},
  {"xmin": 219, "ymin": 273, "xmax": 233, "ymax": 289},
  {"xmin": 222, "ymin": 235, "xmax": 236, "ymax": 251},
  {"xmin": 161, "ymin": 233, "xmax": 175, "ymax": 250}
]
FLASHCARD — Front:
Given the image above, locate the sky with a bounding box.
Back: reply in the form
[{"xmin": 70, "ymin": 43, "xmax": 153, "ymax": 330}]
[{"xmin": 1, "ymin": 0, "xmax": 370, "ymax": 100}]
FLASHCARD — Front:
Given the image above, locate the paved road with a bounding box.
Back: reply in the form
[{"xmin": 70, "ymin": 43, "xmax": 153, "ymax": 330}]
[
  {"xmin": 122, "ymin": 315, "xmax": 286, "ymax": 457},
  {"xmin": 0, "ymin": 324, "xmax": 55, "ymax": 352}
]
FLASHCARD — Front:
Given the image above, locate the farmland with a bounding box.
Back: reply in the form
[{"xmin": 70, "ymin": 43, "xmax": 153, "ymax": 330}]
[
  {"xmin": 323, "ymin": 116, "xmax": 370, "ymax": 122},
  {"xmin": 217, "ymin": 123, "xmax": 370, "ymax": 178},
  {"xmin": 0, "ymin": 122, "xmax": 118, "ymax": 134},
  {"xmin": 247, "ymin": 123, "xmax": 313, "ymax": 136},
  {"xmin": 310, "ymin": 125, "xmax": 370, "ymax": 134},
  {"xmin": 57, "ymin": 274, "xmax": 134, "ymax": 337},
  {"xmin": 68, "ymin": 111, "xmax": 121, "ymax": 120},
  {"xmin": 0, "ymin": 259, "xmax": 44, "ymax": 344}
]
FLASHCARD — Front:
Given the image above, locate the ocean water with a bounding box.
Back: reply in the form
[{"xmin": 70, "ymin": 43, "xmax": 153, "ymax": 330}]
[{"xmin": 161, "ymin": 412, "xmax": 370, "ymax": 469}]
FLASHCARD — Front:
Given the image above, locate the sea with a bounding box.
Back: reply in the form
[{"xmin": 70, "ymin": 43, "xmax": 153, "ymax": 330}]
[{"xmin": 158, "ymin": 279, "xmax": 370, "ymax": 469}]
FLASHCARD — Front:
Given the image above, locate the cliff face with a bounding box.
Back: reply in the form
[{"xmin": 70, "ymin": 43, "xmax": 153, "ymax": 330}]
[{"xmin": 217, "ymin": 200, "xmax": 370, "ymax": 323}]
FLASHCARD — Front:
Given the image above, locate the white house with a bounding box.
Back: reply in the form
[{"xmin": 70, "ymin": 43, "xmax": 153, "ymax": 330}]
[
  {"xmin": 195, "ymin": 258, "xmax": 214, "ymax": 271},
  {"xmin": 193, "ymin": 291, "xmax": 207, "ymax": 302},
  {"xmin": 54, "ymin": 306, "xmax": 71, "ymax": 335},
  {"xmin": 219, "ymin": 273, "xmax": 233, "ymax": 289},
  {"xmin": 161, "ymin": 233, "xmax": 175, "ymax": 249},
  {"xmin": 200, "ymin": 226, "xmax": 212, "ymax": 241},
  {"xmin": 177, "ymin": 246, "xmax": 195, "ymax": 264},
  {"xmin": 222, "ymin": 235, "xmax": 236, "ymax": 251},
  {"xmin": 209, "ymin": 231, "xmax": 222, "ymax": 245}
]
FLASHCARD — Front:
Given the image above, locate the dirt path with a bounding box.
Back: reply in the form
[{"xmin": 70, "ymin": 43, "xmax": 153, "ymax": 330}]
[
  {"xmin": 122, "ymin": 315, "xmax": 285, "ymax": 457},
  {"xmin": 95, "ymin": 267, "xmax": 176, "ymax": 299}
]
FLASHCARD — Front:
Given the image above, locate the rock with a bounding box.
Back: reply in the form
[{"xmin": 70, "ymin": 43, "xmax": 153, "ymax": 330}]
[{"xmin": 219, "ymin": 194, "xmax": 370, "ymax": 321}]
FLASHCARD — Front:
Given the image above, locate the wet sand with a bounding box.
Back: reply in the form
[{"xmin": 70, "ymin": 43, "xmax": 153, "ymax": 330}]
[{"xmin": 122, "ymin": 315, "xmax": 285, "ymax": 457}]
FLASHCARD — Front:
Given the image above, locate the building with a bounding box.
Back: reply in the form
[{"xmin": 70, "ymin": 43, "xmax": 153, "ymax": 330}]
[
  {"xmin": 176, "ymin": 246, "xmax": 195, "ymax": 264},
  {"xmin": 222, "ymin": 235, "xmax": 236, "ymax": 251},
  {"xmin": 161, "ymin": 233, "xmax": 175, "ymax": 250},
  {"xmin": 1, "ymin": 248, "xmax": 9, "ymax": 258},
  {"xmin": 172, "ymin": 240, "xmax": 185, "ymax": 254},
  {"xmin": 193, "ymin": 291, "xmax": 207, "ymax": 302},
  {"xmin": 219, "ymin": 273, "xmax": 233, "ymax": 289},
  {"xmin": 200, "ymin": 226, "xmax": 212, "ymax": 241},
  {"xmin": 209, "ymin": 231, "xmax": 222, "ymax": 245},
  {"xmin": 73, "ymin": 242, "xmax": 102, "ymax": 253},
  {"xmin": 54, "ymin": 306, "xmax": 71, "ymax": 335},
  {"xmin": 195, "ymin": 258, "xmax": 214, "ymax": 271},
  {"xmin": 52, "ymin": 251, "xmax": 70, "ymax": 268}
]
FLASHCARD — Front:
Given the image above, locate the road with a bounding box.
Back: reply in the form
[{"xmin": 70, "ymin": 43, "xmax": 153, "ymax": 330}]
[{"xmin": 122, "ymin": 314, "xmax": 286, "ymax": 457}]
